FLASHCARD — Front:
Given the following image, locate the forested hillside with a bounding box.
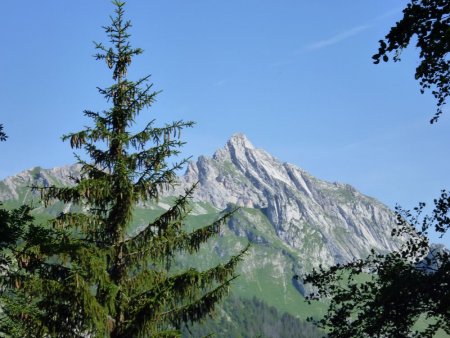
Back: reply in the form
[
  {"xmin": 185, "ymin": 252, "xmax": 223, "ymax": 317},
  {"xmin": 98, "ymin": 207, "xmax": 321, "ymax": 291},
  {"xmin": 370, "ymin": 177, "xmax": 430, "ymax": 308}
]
[{"xmin": 182, "ymin": 296, "xmax": 323, "ymax": 338}]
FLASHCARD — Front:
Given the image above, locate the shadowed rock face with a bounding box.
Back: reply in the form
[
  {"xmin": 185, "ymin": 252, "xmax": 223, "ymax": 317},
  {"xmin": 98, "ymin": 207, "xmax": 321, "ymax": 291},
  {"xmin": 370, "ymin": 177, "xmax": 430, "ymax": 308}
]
[
  {"xmin": 0, "ymin": 134, "xmax": 401, "ymax": 269},
  {"xmin": 179, "ymin": 133, "xmax": 401, "ymax": 266}
]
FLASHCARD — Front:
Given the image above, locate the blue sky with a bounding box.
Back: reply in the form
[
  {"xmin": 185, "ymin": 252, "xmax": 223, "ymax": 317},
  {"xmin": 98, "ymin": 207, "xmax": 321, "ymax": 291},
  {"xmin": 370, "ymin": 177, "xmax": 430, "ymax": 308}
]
[{"xmin": 2, "ymin": 1, "xmax": 450, "ymax": 245}]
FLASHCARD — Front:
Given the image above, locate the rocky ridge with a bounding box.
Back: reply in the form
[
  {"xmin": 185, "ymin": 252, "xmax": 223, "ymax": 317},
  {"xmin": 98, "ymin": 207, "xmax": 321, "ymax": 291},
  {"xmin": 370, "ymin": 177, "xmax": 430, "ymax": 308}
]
[
  {"xmin": 0, "ymin": 134, "xmax": 401, "ymax": 270},
  {"xmin": 0, "ymin": 133, "xmax": 405, "ymax": 317},
  {"xmin": 177, "ymin": 133, "xmax": 401, "ymax": 267}
]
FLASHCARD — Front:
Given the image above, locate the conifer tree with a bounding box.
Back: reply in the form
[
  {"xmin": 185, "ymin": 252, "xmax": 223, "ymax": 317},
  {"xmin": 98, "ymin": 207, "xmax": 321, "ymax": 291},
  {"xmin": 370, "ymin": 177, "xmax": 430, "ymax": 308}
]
[{"xmin": 1, "ymin": 2, "xmax": 247, "ymax": 337}]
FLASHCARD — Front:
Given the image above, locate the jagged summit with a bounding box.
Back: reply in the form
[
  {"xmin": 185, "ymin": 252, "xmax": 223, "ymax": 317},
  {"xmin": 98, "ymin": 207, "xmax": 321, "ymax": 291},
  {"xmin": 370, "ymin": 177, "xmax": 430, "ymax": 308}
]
[
  {"xmin": 179, "ymin": 134, "xmax": 402, "ymax": 266},
  {"xmin": 227, "ymin": 133, "xmax": 255, "ymax": 150},
  {"xmin": 212, "ymin": 133, "xmax": 258, "ymax": 164}
]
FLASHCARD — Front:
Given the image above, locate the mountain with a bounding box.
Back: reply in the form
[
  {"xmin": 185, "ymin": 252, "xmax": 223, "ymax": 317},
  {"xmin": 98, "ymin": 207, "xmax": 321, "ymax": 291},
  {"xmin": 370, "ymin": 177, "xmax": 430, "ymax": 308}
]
[
  {"xmin": 178, "ymin": 133, "xmax": 400, "ymax": 266},
  {"xmin": 0, "ymin": 133, "xmax": 403, "ymax": 331}
]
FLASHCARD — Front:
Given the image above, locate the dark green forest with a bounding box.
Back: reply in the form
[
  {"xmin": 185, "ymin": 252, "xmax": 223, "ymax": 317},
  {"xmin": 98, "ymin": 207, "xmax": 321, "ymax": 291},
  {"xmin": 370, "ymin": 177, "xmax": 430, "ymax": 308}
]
[{"xmin": 183, "ymin": 296, "xmax": 323, "ymax": 338}]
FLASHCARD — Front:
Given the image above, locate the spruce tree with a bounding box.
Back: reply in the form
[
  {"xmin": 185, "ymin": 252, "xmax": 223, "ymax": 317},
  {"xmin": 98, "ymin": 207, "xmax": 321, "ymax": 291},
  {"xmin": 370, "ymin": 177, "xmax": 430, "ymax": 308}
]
[{"xmin": 2, "ymin": 2, "xmax": 247, "ymax": 337}]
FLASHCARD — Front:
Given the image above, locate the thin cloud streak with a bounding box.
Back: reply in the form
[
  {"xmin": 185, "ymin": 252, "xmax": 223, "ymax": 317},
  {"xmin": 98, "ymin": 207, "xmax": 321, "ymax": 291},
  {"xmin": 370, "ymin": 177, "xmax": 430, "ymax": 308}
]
[
  {"xmin": 270, "ymin": 6, "xmax": 403, "ymax": 67},
  {"xmin": 297, "ymin": 6, "xmax": 402, "ymax": 54},
  {"xmin": 373, "ymin": 7, "xmax": 404, "ymax": 22},
  {"xmin": 304, "ymin": 24, "xmax": 371, "ymax": 51}
]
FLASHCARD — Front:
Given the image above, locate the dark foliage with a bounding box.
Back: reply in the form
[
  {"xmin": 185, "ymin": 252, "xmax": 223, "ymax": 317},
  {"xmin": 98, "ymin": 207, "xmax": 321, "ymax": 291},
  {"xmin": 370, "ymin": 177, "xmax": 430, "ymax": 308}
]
[
  {"xmin": 373, "ymin": 0, "xmax": 450, "ymax": 123},
  {"xmin": 182, "ymin": 296, "xmax": 324, "ymax": 338},
  {"xmin": 0, "ymin": 204, "xmax": 52, "ymax": 337},
  {"xmin": 0, "ymin": 125, "xmax": 40, "ymax": 336},
  {"xmin": 302, "ymin": 195, "xmax": 450, "ymax": 337},
  {"xmin": 0, "ymin": 124, "xmax": 7, "ymax": 142}
]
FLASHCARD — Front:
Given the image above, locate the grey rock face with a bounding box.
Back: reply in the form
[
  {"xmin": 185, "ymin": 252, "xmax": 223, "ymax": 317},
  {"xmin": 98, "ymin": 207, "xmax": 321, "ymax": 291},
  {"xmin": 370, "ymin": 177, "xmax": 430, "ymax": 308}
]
[
  {"xmin": 416, "ymin": 244, "xmax": 450, "ymax": 273},
  {"xmin": 0, "ymin": 134, "xmax": 401, "ymax": 270},
  {"xmin": 178, "ymin": 133, "xmax": 401, "ymax": 267},
  {"xmin": 0, "ymin": 164, "xmax": 81, "ymax": 202}
]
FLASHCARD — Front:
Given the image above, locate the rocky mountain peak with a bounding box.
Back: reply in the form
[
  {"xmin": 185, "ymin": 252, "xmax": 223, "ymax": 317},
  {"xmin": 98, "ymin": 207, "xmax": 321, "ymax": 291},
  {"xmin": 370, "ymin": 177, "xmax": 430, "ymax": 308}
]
[
  {"xmin": 179, "ymin": 134, "xmax": 403, "ymax": 266},
  {"xmin": 212, "ymin": 133, "xmax": 256, "ymax": 163},
  {"xmin": 227, "ymin": 133, "xmax": 255, "ymax": 150}
]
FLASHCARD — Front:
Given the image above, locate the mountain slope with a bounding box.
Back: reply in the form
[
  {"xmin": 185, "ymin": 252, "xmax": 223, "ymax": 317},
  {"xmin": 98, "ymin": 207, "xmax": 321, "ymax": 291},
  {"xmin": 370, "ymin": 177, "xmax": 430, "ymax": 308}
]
[
  {"xmin": 178, "ymin": 133, "xmax": 400, "ymax": 268},
  {"xmin": 0, "ymin": 134, "xmax": 403, "ymax": 325},
  {"xmin": 182, "ymin": 296, "xmax": 322, "ymax": 338}
]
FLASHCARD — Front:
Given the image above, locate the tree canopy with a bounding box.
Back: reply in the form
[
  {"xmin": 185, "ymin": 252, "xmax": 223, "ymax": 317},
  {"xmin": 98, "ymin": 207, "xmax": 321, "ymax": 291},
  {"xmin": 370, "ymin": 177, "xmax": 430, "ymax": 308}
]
[
  {"xmin": 373, "ymin": 0, "xmax": 450, "ymax": 123},
  {"xmin": 302, "ymin": 198, "xmax": 450, "ymax": 337},
  {"xmin": 0, "ymin": 124, "xmax": 7, "ymax": 142}
]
